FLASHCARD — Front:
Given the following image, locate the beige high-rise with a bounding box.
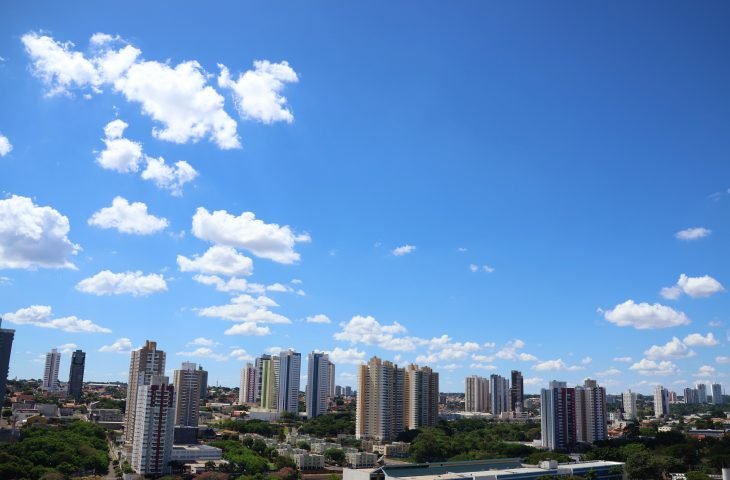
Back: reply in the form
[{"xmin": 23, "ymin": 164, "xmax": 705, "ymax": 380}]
[
  {"xmin": 465, "ymin": 375, "xmax": 489, "ymax": 412},
  {"xmin": 173, "ymin": 362, "xmax": 201, "ymax": 427},
  {"xmin": 356, "ymin": 357, "xmax": 404, "ymax": 441},
  {"xmin": 124, "ymin": 340, "xmax": 166, "ymax": 449},
  {"xmin": 404, "ymin": 364, "xmax": 439, "ymax": 429}
]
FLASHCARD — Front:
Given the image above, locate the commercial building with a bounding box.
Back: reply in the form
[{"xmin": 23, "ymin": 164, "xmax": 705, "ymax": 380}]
[
  {"xmin": 0, "ymin": 318, "xmax": 15, "ymax": 402},
  {"xmin": 306, "ymin": 351, "xmax": 330, "ymax": 418},
  {"xmin": 654, "ymin": 385, "xmax": 669, "ymax": 418},
  {"xmin": 173, "ymin": 362, "xmax": 201, "ymax": 427},
  {"xmin": 124, "ymin": 340, "xmax": 166, "ymax": 448},
  {"xmin": 131, "ymin": 375, "xmax": 176, "ymax": 476},
  {"xmin": 239, "ymin": 362, "xmax": 256, "ymax": 404},
  {"xmin": 510, "ymin": 370, "xmax": 524, "ymax": 412},
  {"xmin": 42, "ymin": 348, "xmax": 61, "ymax": 392},
  {"xmin": 464, "ymin": 375, "xmax": 489, "ymax": 413},
  {"xmin": 540, "ymin": 381, "xmax": 577, "ymax": 451},
  {"xmin": 277, "ymin": 349, "xmax": 301, "ymax": 414},
  {"xmin": 575, "ymin": 379, "xmax": 607, "ymax": 443},
  {"xmin": 67, "ymin": 350, "xmax": 85, "ymax": 400}
]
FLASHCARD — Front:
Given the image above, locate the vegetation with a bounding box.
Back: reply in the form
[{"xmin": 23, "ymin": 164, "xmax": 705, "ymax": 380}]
[
  {"xmin": 0, "ymin": 420, "xmax": 109, "ymax": 479},
  {"xmin": 208, "ymin": 440, "xmax": 270, "ymax": 475},
  {"xmin": 299, "ymin": 411, "xmax": 356, "ymax": 437},
  {"xmin": 215, "ymin": 419, "xmax": 284, "ymax": 437}
]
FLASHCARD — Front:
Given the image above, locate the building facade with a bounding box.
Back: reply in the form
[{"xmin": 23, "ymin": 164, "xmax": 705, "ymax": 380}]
[
  {"xmin": 489, "ymin": 374, "xmax": 510, "ymax": 416},
  {"xmin": 306, "ymin": 352, "xmax": 330, "ymax": 418},
  {"xmin": 124, "ymin": 340, "xmax": 166, "ymax": 448},
  {"xmin": 131, "ymin": 375, "xmax": 176, "ymax": 476},
  {"xmin": 510, "ymin": 370, "xmax": 524, "ymax": 412},
  {"xmin": 42, "ymin": 348, "xmax": 61, "ymax": 391},
  {"xmin": 654, "ymin": 385, "xmax": 669, "ymax": 418},
  {"xmin": 67, "ymin": 349, "xmax": 86, "ymax": 400},
  {"xmin": 464, "ymin": 375, "xmax": 489, "ymax": 413},
  {"xmin": 239, "ymin": 362, "xmax": 257, "ymax": 404},
  {"xmin": 356, "ymin": 357, "xmax": 404, "ymax": 441},
  {"xmin": 404, "ymin": 364, "xmax": 439, "ymax": 429},
  {"xmin": 541, "ymin": 380, "xmax": 577, "ymax": 451},
  {"xmin": 622, "ymin": 390, "xmax": 637, "ymax": 420},
  {"xmin": 277, "ymin": 349, "xmax": 301, "ymax": 414},
  {"xmin": 711, "ymin": 383, "xmax": 723, "ymax": 405},
  {"xmin": 173, "ymin": 362, "xmax": 201, "ymax": 427},
  {"xmin": 575, "ymin": 379, "xmax": 607, "ymax": 444},
  {"xmin": 0, "ymin": 318, "xmax": 15, "ymax": 403}
]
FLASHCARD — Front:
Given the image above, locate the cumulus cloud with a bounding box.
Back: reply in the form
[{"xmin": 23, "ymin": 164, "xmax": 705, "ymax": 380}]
[
  {"xmin": 392, "ymin": 244, "xmax": 416, "ymax": 256},
  {"xmin": 76, "ymin": 270, "xmax": 167, "ymax": 296},
  {"xmin": 58, "ymin": 343, "xmax": 79, "ymax": 355},
  {"xmin": 192, "ymin": 274, "xmax": 263, "ymax": 294},
  {"xmin": 224, "ymin": 323, "xmax": 271, "ymax": 336},
  {"xmin": 596, "ymin": 367, "xmax": 622, "ymax": 377},
  {"xmin": 601, "ymin": 300, "xmax": 690, "ymax": 329},
  {"xmin": 0, "ymin": 195, "xmax": 80, "ymax": 269},
  {"xmin": 334, "ymin": 315, "xmax": 417, "ymax": 351},
  {"xmin": 178, "ymin": 245, "xmax": 254, "ymax": 277},
  {"xmin": 3, "ymin": 305, "xmax": 110, "ymax": 333},
  {"xmin": 0, "ymin": 133, "xmax": 12, "ymax": 156},
  {"xmin": 693, "ymin": 365, "xmax": 716, "ymax": 378},
  {"xmin": 306, "ymin": 314, "xmax": 331, "ymax": 324},
  {"xmin": 230, "ymin": 347, "xmax": 254, "ymax": 361},
  {"xmin": 661, "ymin": 274, "xmax": 725, "ymax": 300},
  {"xmin": 683, "ymin": 332, "xmax": 719, "ymax": 347},
  {"xmin": 189, "ymin": 337, "xmax": 218, "ymax": 346},
  {"xmin": 644, "ymin": 337, "xmax": 695, "ymax": 360},
  {"xmin": 192, "ymin": 207, "xmax": 310, "ymax": 264},
  {"xmin": 716, "ymin": 356, "xmax": 730, "ymax": 364},
  {"xmin": 675, "ymin": 227, "xmax": 711, "ymax": 241},
  {"xmin": 470, "ymin": 363, "xmax": 498, "ymax": 371},
  {"xmin": 88, "ymin": 196, "xmax": 168, "ymax": 235},
  {"xmin": 629, "ymin": 358, "xmax": 679, "ymax": 376},
  {"xmin": 218, "ymin": 60, "xmax": 298, "ymax": 124},
  {"xmin": 613, "ymin": 356, "xmax": 633, "ymax": 363},
  {"xmin": 141, "ymin": 157, "xmax": 198, "ymax": 196},
  {"xmin": 198, "ymin": 294, "xmax": 289, "ymax": 337},
  {"xmin": 326, "ymin": 347, "xmax": 366, "ymax": 365},
  {"xmin": 416, "ymin": 336, "xmax": 481, "ymax": 364},
  {"xmin": 176, "ymin": 347, "xmax": 228, "ymax": 362},
  {"xmin": 96, "ymin": 119, "xmax": 143, "ymax": 172},
  {"xmin": 533, "ymin": 359, "xmax": 585, "ymax": 372},
  {"xmin": 494, "ymin": 339, "xmax": 538, "ymax": 362},
  {"xmin": 99, "ymin": 337, "xmax": 133, "ymax": 353}
]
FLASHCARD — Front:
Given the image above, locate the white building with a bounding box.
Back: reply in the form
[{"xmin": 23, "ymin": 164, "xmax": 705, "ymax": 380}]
[
  {"xmin": 131, "ymin": 375, "xmax": 176, "ymax": 476},
  {"xmin": 294, "ymin": 453, "xmax": 325, "ymax": 470},
  {"xmin": 239, "ymin": 362, "xmax": 256, "ymax": 404},
  {"xmin": 346, "ymin": 451, "xmax": 378, "ymax": 469},
  {"xmin": 277, "ymin": 349, "xmax": 301, "ymax": 414},
  {"xmin": 328, "ymin": 361, "xmax": 336, "ymax": 400},
  {"xmin": 489, "ymin": 374, "xmax": 509, "ymax": 415},
  {"xmin": 465, "ymin": 375, "xmax": 489, "ymax": 413},
  {"xmin": 306, "ymin": 352, "xmax": 330, "ymax": 418},
  {"xmin": 711, "ymin": 383, "xmax": 723, "ymax": 405},
  {"xmin": 654, "ymin": 385, "xmax": 669, "ymax": 418},
  {"xmin": 170, "ymin": 444, "xmax": 223, "ymax": 463},
  {"xmin": 575, "ymin": 379, "xmax": 607, "ymax": 443},
  {"xmin": 173, "ymin": 362, "xmax": 201, "ymax": 427},
  {"xmin": 42, "ymin": 348, "xmax": 61, "ymax": 392},
  {"xmin": 124, "ymin": 340, "xmax": 166, "ymax": 448},
  {"xmin": 622, "ymin": 390, "xmax": 637, "ymax": 420}
]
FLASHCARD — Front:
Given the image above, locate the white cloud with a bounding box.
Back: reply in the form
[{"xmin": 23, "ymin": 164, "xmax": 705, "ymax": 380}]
[
  {"xmin": 533, "ymin": 359, "xmax": 585, "ymax": 372},
  {"xmin": 470, "ymin": 363, "xmax": 498, "ymax": 371},
  {"xmin": 644, "ymin": 337, "xmax": 696, "ymax": 360},
  {"xmin": 189, "ymin": 337, "xmax": 217, "ymax": 346},
  {"xmin": 683, "ymin": 332, "xmax": 719, "ymax": 347},
  {"xmin": 266, "ymin": 283, "xmax": 293, "ymax": 293},
  {"xmin": 58, "ymin": 343, "xmax": 79, "ymax": 355},
  {"xmin": 675, "ymin": 227, "xmax": 711, "ymax": 241},
  {"xmin": 230, "ymin": 348, "xmax": 254, "ymax": 361},
  {"xmin": 76, "ymin": 270, "xmax": 167, "ymax": 296},
  {"xmin": 178, "ymin": 245, "xmax": 253, "ymax": 277},
  {"xmin": 193, "ymin": 274, "xmax": 263, "ymax": 294},
  {"xmin": 716, "ymin": 356, "xmax": 730, "ymax": 364},
  {"xmin": 3, "ymin": 305, "xmax": 110, "ymax": 333},
  {"xmin": 114, "ymin": 59, "xmax": 240, "ymax": 149},
  {"xmin": 470, "ymin": 264, "xmax": 494, "ymax": 273},
  {"xmin": 693, "ymin": 365, "xmax": 716, "ymax": 378},
  {"xmin": 0, "ymin": 195, "xmax": 80, "ymax": 269},
  {"xmin": 224, "ymin": 323, "xmax": 271, "ymax": 336},
  {"xmin": 457, "ymin": 247, "xmax": 467, "ymax": 253},
  {"xmin": 326, "ymin": 347, "xmax": 366, "ymax": 365},
  {"xmin": 613, "ymin": 356, "xmax": 633, "ymax": 363},
  {"xmin": 581, "ymin": 356, "xmax": 593, "ymax": 365},
  {"xmin": 471, "ymin": 354, "xmax": 495, "ymax": 362},
  {"xmin": 0, "ymin": 133, "xmax": 12, "ymax": 156},
  {"xmin": 192, "ymin": 207, "xmax": 310, "ymax": 264},
  {"xmin": 629, "ymin": 358, "xmax": 679, "ymax": 376},
  {"xmin": 141, "ymin": 156, "xmax": 198, "ymax": 196},
  {"xmin": 218, "ymin": 60, "xmax": 298, "ymax": 124},
  {"xmin": 99, "ymin": 337, "xmax": 133, "ymax": 353},
  {"xmin": 334, "ymin": 315, "xmax": 417, "ymax": 351},
  {"xmin": 601, "ymin": 300, "xmax": 690, "ymax": 329},
  {"xmin": 596, "ymin": 367, "xmax": 622, "ymax": 377},
  {"xmin": 469, "ymin": 264, "xmax": 478, "ymax": 273},
  {"xmin": 88, "ymin": 196, "xmax": 168, "ymax": 235},
  {"xmin": 306, "ymin": 314, "xmax": 331, "ymax": 324},
  {"xmin": 176, "ymin": 347, "xmax": 228, "ymax": 362},
  {"xmin": 291, "ymin": 278, "xmax": 302, "ymax": 285},
  {"xmin": 494, "ymin": 339, "xmax": 538, "ymax": 362},
  {"xmin": 96, "ymin": 119, "xmax": 143, "ymax": 172},
  {"xmin": 523, "ymin": 377, "xmax": 545, "ymax": 386},
  {"xmin": 661, "ymin": 274, "xmax": 725, "ymax": 300},
  {"xmin": 483, "ymin": 265, "xmax": 495, "ymax": 273},
  {"xmin": 416, "ymin": 337, "xmax": 480, "ymax": 364},
  {"xmin": 392, "ymin": 244, "xmax": 416, "ymax": 256}
]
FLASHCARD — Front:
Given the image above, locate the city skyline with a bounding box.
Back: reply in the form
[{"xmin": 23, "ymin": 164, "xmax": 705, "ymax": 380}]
[{"xmin": 1, "ymin": 2, "xmax": 730, "ymax": 395}]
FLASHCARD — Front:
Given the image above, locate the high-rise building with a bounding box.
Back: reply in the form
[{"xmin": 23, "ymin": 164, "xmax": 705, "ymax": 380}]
[
  {"xmin": 0, "ymin": 318, "xmax": 15, "ymax": 402},
  {"xmin": 464, "ymin": 375, "xmax": 489, "ymax": 413},
  {"xmin": 684, "ymin": 387, "xmax": 699, "ymax": 404},
  {"xmin": 489, "ymin": 374, "xmax": 510, "ymax": 415},
  {"xmin": 328, "ymin": 361, "xmax": 336, "ymax": 400},
  {"xmin": 198, "ymin": 365, "xmax": 208, "ymax": 401},
  {"xmin": 696, "ymin": 383, "xmax": 707, "ymax": 404},
  {"xmin": 42, "ymin": 348, "xmax": 61, "ymax": 391},
  {"xmin": 622, "ymin": 390, "xmax": 637, "ymax": 420},
  {"xmin": 335, "ymin": 385, "xmax": 343, "ymax": 397},
  {"xmin": 711, "ymin": 383, "xmax": 723, "ymax": 405},
  {"xmin": 306, "ymin": 352, "xmax": 330, "ymax": 418},
  {"xmin": 239, "ymin": 362, "xmax": 256, "ymax": 404},
  {"xmin": 67, "ymin": 350, "xmax": 86, "ymax": 400},
  {"xmin": 124, "ymin": 340, "xmax": 166, "ymax": 448},
  {"xmin": 173, "ymin": 362, "xmax": 201, "ymax": 427},
  {"xmin": 404, "ymin": 364, "xmax": 439, "ymax": 429},
  {"xmin": 510, "ymin": 370, "xmax": 524, "ymax": 412},
  {"xmin": 654, "ymin": 385, "xmax": 669, "ymax": 418},
  {"xmin": 540, "ymin": 381, "xmax": 577, "ymax": 451},
  {"xmin": 131, "ymin": 375, "xmax": 176, "ymax": 476},
  {"xmin": 257, "ymin": 354, "xmax": 278, "ymax": 409},
  {"xmin": 277, "ymin": 349, "xmax": 301, "ymax": 414},
  {"xmin": 345, "ymin": 386, "xmax": 353, "ymax": 397},
  {"xmin": 575, "ymin": 379, "xmax": 607, "ymax": 444},
  {"xmin": 356, "ymin": 357, "xmax": 405, "ymax": 441}
]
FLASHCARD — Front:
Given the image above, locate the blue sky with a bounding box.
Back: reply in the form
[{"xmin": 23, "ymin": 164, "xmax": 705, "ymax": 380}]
[{"xmin": 1, "ymin": 1, "xmax": 729, "ymax": 395}]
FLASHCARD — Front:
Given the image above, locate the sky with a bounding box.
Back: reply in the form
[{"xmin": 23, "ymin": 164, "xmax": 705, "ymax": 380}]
[{"xmin": 0, "ymin": 1, "xmax": 729, "ymax": 395}]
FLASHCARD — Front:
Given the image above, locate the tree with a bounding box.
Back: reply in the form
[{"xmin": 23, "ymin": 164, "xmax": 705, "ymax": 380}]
[
  {"xmin": 324, "ymin": 448, "xmax": 345, "ymax": 465},
  {"xmin": 410, "ymin": 428, "xmax": 450, "ymax": 463}
]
